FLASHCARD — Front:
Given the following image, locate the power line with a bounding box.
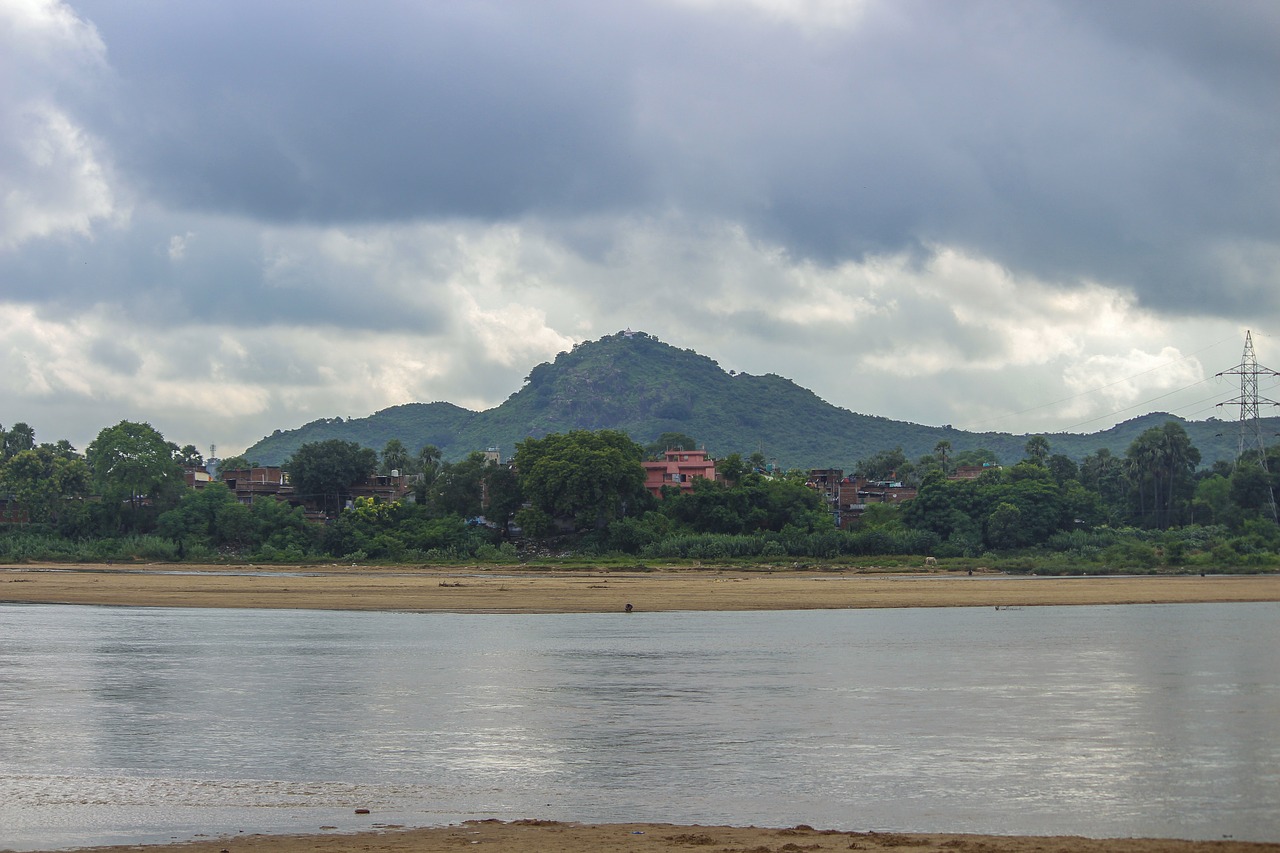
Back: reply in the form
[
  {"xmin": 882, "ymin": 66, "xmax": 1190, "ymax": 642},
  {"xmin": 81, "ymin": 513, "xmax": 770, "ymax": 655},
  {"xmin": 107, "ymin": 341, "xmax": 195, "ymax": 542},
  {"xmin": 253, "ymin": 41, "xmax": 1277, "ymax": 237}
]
[{"xmin": 1050, "ymin": 376, "xmax": 1221, "ymax": 433}]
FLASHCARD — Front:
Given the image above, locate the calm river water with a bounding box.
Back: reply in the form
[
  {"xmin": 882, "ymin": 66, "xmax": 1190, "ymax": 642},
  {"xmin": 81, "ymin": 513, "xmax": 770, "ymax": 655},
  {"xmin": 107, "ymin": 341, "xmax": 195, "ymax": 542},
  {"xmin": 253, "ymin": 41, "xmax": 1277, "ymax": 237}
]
[{"xmin": 1, "ymin": 602, "xmax": 1278, "ymax": 850}]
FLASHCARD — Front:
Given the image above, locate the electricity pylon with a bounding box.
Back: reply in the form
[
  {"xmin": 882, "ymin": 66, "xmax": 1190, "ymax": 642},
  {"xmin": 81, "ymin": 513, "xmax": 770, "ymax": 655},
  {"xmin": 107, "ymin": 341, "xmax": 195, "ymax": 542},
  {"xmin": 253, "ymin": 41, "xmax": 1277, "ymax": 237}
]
[{"xmin": 1216, "ymin": 331, "xmax": 1280, "ymax": 521}]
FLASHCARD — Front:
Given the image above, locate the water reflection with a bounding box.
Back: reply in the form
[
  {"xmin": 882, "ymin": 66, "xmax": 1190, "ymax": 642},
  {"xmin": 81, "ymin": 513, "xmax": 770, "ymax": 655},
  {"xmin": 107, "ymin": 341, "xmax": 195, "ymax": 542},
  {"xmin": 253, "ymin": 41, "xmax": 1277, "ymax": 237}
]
[{"xmin": 0, "ymin": 603, "xmax": 1277, "ymax": 850}]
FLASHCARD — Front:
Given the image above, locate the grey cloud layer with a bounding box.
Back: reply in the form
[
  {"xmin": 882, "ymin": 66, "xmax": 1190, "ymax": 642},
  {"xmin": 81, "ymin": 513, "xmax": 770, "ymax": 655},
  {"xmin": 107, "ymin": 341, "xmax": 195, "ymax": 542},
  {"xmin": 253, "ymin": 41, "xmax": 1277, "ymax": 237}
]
[
  {"xmin": 3, "ymin": 0, "xmax": 1276, "ymax": 453},
  {"xmin": 60, "ymin": 0, "xmax": 1279, "ymax": 319}
]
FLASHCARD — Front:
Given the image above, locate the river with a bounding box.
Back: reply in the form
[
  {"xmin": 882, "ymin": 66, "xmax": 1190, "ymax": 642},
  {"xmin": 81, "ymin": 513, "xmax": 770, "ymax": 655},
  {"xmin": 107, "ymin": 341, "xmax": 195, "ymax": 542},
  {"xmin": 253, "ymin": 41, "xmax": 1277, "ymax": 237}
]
[{"xmin": 1, "ymin": 602, "xmax": 1277, "ymax": 849}]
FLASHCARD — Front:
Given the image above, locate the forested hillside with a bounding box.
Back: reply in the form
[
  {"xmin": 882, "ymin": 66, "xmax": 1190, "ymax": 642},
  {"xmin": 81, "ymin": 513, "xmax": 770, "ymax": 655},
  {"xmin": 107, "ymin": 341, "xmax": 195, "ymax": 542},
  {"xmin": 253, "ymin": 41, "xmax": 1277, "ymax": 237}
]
[{"xmin": 242, "ymin": 331, "xmax": 1269, "ymax": 469}]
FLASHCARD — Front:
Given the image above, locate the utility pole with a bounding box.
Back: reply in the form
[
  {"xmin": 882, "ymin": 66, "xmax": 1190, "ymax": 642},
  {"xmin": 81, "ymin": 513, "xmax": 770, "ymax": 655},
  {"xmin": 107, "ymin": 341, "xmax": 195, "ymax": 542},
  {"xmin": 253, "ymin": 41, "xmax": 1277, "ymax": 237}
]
[{"xmin": 1216, "ymin": 330, "xmax": 1280, "ymax": 522}]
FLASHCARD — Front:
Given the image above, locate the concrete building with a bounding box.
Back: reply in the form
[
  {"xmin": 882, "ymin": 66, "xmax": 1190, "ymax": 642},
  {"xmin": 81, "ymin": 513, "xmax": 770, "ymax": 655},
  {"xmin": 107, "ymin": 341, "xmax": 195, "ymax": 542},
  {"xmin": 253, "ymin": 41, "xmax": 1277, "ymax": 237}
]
[
  {"xmin": 806, "ymin": 469, "xmax": 919, "ymax": 528},
  {"xmin": 644, "ymin": 449, "xmax": 720, "ymax": 496}
]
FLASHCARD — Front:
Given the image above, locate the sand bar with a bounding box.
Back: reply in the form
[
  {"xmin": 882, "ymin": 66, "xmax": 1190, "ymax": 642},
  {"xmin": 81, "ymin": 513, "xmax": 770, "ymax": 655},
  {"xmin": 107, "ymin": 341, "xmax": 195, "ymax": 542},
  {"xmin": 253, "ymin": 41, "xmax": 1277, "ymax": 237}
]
[
  {"xmin": 29, "ymin": 819, "xmax": 1277, "ymax": 853},
  {"xmin": 1, "ymin": 564, "xmax": 1278, "ymax": 613}
]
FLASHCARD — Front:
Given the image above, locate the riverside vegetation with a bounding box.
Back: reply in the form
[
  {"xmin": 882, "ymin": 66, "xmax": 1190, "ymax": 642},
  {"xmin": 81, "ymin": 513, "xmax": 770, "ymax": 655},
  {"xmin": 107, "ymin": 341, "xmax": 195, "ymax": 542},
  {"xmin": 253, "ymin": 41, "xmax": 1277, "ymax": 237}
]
[{"xmin": 3, "ymin": 417, "xmax": 1280, "ymax": 575}]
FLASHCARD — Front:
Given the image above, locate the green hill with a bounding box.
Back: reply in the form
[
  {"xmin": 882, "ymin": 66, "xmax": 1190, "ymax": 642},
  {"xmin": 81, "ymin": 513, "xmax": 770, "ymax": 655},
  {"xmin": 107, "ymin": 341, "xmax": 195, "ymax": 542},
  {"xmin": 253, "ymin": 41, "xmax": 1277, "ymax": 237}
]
[{"xmin": 242, "ymin": 330, "xmax": 1268, "ymax": 470}]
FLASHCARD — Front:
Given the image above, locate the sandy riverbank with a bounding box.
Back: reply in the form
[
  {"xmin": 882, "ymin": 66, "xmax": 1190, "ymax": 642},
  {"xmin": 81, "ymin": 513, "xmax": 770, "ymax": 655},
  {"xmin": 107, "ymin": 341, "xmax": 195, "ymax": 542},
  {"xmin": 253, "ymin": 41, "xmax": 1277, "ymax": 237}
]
[
  {"xmin": 33, "ymin": 820, "xmax": 1278, "ymax": 853},
  {"xmin": 2, "ymin": 564, "xmax": 1279, "ymax": 613}
]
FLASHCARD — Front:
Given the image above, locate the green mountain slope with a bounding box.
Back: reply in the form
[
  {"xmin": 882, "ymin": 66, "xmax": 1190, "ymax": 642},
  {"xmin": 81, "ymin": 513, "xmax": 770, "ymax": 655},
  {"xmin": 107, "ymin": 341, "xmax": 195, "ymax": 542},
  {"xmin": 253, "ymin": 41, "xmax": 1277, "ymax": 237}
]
[
  {"xmin": 242, "ymin": 331, "xmax": 1269, "ymax": 469},
  {"xmin": 243, "ymin": 402, "xmax": 478, "ymax": 468}
]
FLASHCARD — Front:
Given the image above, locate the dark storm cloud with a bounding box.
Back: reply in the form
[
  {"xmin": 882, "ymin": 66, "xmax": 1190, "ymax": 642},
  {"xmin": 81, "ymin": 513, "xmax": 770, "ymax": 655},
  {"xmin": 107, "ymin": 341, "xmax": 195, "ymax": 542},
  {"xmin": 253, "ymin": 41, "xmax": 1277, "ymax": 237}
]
[
  {"xmin": 66, "ymin": 0, "xmax": 1280, "ymax": 315},
  {"xmin": 72, "ymin": 0, "xmax": 650, "ymax": 222}
]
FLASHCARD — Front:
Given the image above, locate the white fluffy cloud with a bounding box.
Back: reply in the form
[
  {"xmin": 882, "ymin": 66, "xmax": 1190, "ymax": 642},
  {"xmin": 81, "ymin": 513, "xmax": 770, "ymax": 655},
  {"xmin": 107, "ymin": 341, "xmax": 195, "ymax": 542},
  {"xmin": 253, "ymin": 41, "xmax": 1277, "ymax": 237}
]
[{"xmin": 0, "ymin": 0, "xmax": 120, "ymax": 249}]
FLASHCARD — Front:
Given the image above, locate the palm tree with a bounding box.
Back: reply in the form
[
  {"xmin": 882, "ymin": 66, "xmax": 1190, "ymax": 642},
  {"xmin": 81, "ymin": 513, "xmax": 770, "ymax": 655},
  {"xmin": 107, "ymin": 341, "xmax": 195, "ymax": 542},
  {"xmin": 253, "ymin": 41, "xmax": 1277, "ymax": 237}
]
[
  {"xmin": 1024, "ymin": 435, "xmax": 1050, "ymax": 466},
  {"xmin": 934, "ymin": 440, "xmax": 952, "ymax": 476},
  {"xmin": 381, "ymin": 438, "xmax": 410, "ymax": 475},
  {"xmin": 416, "ymin": 444, "xmax": 442, "ymax": 483},
  {"xmin": 1125, "ymin": 423, "xmax": 1200, "ymax": 527}
]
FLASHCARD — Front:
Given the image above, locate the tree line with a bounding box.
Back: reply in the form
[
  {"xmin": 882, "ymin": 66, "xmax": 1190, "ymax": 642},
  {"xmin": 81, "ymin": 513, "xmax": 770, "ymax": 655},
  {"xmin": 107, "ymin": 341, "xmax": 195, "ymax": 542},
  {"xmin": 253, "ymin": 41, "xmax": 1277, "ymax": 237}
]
[{"xmin": 2, "ymin": 418, "xmax": 1278, "ymax": 570}]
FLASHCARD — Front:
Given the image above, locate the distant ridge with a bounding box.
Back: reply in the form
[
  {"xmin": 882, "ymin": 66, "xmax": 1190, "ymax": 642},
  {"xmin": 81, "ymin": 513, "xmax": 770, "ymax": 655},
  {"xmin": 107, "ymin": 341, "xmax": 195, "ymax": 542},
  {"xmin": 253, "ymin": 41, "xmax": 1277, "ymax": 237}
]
[{"xmin": 243, "ymin": 331, "xmax": 1265, "ymax": 469}]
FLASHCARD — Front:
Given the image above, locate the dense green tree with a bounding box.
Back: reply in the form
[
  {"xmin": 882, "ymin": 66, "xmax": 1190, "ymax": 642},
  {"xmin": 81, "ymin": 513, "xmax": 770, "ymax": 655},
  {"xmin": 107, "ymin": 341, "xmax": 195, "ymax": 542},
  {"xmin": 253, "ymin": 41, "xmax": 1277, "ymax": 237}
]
[
  {"xmin": 952, "ymin": 448, "xmax": 1000, "ymax": 468},
  {"xmin": 644, "ymin": 432, "xmax": 697, "ymax": 458},
  {"xmin": 3, "ymin": 422, "xmax": 36, "ymax": 460},
  {"xmin": 1205, "ymin": 458, "xmax": 1235, "ymax": 480},
  {"xmin": 1080, "ymin": 447, "xmax": 1127, "ymax": 522},
  {"xmin": 174, "ymin": 444, "xmax": 204, "ymax": 467},
  {"xmin": 605, "ymin": 509, "xmax": 674, "ymax": 553},
  {"xmin": 515, "ymin": 430, "xmax": 648, "ymax": 530},
  {"xmin": 430, "ymin": 452, "xmax": 491, "ymax": 519},
  {"xmin": 284, "ymin": 439, "xmax": 377, "ymax": 516},
  {"xmin": 857, "ymin": 447, "xmax": 912, "ymax": 481},
  {"xmin": 483, "ymin": 464, "xmax": 524, "ymax": 534},
  {"xmin": 903, "ymin": 461, "xmax": 1096, "ymax": 552},
  {"xmin": 212, "ymin": 495, "xmax": 254, "ymax": 548},
  {"xmin": 322, "ymin": 496, "xmax": 487, "ymax": 559},
  {"xmin": 1000, "ymin": 477, "xmax": 1073, "ymax": 544},
  {"xmin": 158, "ymin": 482, "xmax": 234, "ymax": 542},
  {"xmin": 656, "ymin": 471, "xmax": 826, "ymax": 536},
  {"xmin": 86, "ymin": 421, "xmax": 184, "ymax": 515},
  {"xmin": 1047, "ymin": 454, "xmax": 1079, "ymax": 484},
  {"xmin": 985, "ymin": 501, "xmax": 1026, "ymax": 549},
  {"xmin": 1192, "ymin": 474, "xmax": 1233, "ymax": 526},
  {"xmin": 716, "ymin": 452, "xmax": 749, "ymax": 486},
  {"xmin": 41, "ymin": 439, "xmax": 80, "ymax": 460},
  {"xmin": 0, "ymin": 446, "xmax": 90, "ymax": 524},
  {"xmin": 1004, "ymin": 460, "xmax": 1052, "ymax": 484},
  {"xmin": 1228, "ymin": 462, "xmax": 1275, "ymax": 522},
  {"xmin": 913, "ymin": 452, "xmax": 943, "ymax": 482},
  {"xmin": 1059, "ymin": 480, "xmax": 1105, "ymax": 530},
  {"xmin": 251, "ymin": 497, "xmax": 318, "ymax": 557},
  {"xmin": 513, "ymin": 505, "xmax": 554, "ymax": 538},
  {"xmin": 157, "ymin": 482, "xmax": 259, "ymax": 549}
]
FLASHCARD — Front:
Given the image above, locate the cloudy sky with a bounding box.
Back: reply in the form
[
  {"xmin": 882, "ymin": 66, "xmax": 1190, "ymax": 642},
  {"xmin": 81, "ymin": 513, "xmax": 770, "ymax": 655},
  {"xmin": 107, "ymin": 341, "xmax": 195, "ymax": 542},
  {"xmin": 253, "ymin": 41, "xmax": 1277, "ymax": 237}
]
[{"xmin": 2, "ymin": 0, "xmax": 1278, "ymax": 456}]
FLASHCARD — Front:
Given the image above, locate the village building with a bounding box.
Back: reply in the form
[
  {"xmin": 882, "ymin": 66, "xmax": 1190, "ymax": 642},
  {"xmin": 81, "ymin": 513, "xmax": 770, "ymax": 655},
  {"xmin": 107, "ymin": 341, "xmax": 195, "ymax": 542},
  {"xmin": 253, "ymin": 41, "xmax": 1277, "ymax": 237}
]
[
  {"xmin": 182, "ymin": 466, "xmax": 212, "ymax": 489},
  {"xmin": 643, "ymin": 448, "xmax": 720, "ymax": 496},
  {"xmin": 347, "ymin": 473, "xmax": 413, "ymax": 505},
  {"xmin": 219, "ymin": 467, "xmax": 290, "ymax": 506},
  {"xmin": 806, "ymin": 469, "xmax": 919, "ymax": 529}
]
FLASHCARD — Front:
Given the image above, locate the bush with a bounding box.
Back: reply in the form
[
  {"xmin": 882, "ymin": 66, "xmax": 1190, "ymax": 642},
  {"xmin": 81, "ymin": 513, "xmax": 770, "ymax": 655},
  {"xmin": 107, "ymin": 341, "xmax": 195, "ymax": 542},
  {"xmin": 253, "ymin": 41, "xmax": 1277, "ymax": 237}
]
[
  {"xmin": 475, "ymin": 542, "xmax": 518, "ymax": 562},
  {"xmin": 1101, "ymin": 539, "xmax": 1160, "ymax": 569}
]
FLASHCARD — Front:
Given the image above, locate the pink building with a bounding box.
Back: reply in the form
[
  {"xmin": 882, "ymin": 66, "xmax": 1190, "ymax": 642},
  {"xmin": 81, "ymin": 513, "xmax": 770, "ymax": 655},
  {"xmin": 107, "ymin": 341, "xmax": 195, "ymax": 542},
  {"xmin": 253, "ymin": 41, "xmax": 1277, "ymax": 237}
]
[{"xmin": 643, "ymin": 449, "xmax": 719, "ymax": 497}]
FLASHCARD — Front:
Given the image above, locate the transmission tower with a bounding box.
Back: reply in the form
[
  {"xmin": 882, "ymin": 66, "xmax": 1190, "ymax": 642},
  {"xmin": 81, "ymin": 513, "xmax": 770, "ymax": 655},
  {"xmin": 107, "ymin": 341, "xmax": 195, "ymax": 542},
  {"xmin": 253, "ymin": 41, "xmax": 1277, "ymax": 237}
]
[{"xmin": 1216, "ymin": 330, "xmax": 1280, "ymax": 521}]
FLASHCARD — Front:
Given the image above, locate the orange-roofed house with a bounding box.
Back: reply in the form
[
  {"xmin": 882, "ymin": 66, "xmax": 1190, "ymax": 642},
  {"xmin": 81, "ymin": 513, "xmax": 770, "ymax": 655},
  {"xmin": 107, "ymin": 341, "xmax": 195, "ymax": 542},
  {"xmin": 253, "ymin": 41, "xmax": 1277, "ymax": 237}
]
[{"xmin": 643, "ymin": 449, "xmax": 720, "ymax": 497}]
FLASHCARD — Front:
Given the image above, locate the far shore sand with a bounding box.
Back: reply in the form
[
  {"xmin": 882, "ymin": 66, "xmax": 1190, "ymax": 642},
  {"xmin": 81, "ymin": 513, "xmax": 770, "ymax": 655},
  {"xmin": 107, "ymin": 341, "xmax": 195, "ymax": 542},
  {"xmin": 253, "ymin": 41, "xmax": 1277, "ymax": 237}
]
[
  {"xmin": 27, "ymin": 820, "xmax": 1278, "ymax": 853},
  {"xmin": 2, "ymin": 563, "xmax": 1278, "ymax": 613}
]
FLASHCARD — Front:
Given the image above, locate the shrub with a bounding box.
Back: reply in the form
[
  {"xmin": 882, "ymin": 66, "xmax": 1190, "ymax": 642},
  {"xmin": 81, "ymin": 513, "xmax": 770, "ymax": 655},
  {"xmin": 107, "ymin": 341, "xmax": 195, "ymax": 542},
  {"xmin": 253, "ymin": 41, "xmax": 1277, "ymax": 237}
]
[{"xmin": 475, "ymin": 542, "xmax": 518, "ymax": 562}]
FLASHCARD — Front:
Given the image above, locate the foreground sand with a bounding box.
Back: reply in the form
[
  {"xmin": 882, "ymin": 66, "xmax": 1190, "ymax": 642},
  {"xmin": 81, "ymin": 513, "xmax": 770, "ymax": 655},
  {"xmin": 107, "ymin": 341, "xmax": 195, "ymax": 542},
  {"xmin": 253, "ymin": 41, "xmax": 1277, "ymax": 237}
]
[
  {"xmin": 43, "ymin": 820, "xmax": 1279, "ymax": 853},
  {"xmin": 2, "ymin": 563, "xmax": 1279, "ymax": 612}
]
